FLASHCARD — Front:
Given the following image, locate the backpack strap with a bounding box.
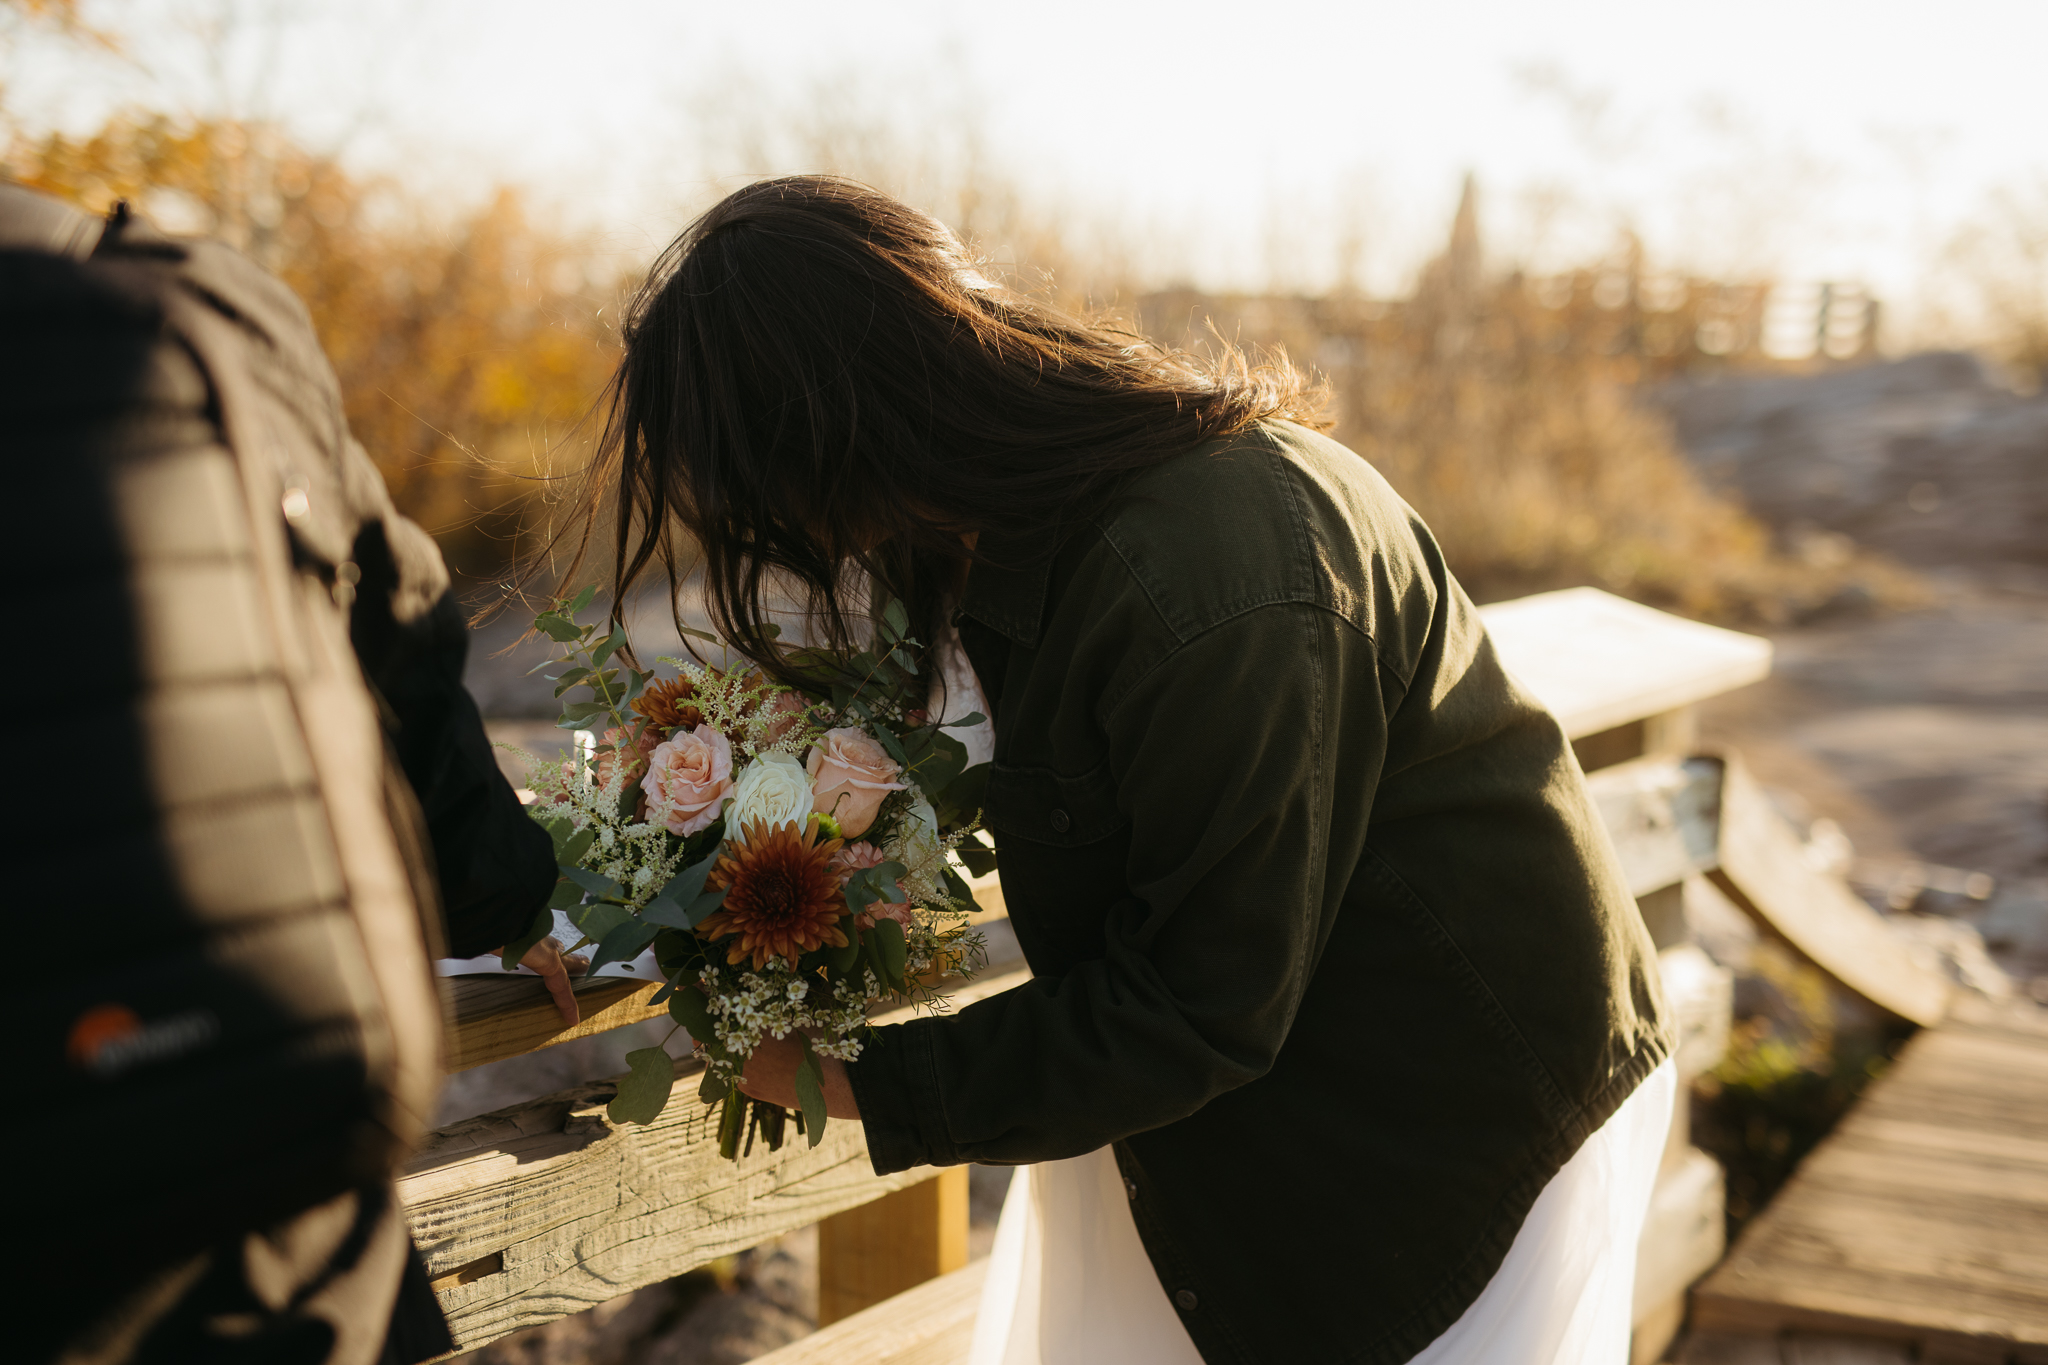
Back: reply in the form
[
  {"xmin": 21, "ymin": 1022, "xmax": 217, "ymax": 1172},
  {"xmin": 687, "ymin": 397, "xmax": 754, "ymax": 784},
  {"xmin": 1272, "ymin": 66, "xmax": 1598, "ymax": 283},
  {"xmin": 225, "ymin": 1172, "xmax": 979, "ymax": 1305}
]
[
  {"xmin": 0, "ymin": 180, "xmax": 105, "ymax": 257},
  {"xmin": 161, "ymin": 281, "xmax": 448, "ymax": 1146}
]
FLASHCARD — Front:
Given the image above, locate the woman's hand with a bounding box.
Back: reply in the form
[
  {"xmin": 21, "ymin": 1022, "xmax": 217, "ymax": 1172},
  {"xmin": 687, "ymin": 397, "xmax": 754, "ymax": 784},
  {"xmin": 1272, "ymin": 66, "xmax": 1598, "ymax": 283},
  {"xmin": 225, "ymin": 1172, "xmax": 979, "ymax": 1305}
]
[
  {"xmin": 736, "ymin": 1034, "xmax": 862, "ymax": 1119},
  {"xmin": 513, "ymin": 938, "xmax": 582, "ymax": 1027}
]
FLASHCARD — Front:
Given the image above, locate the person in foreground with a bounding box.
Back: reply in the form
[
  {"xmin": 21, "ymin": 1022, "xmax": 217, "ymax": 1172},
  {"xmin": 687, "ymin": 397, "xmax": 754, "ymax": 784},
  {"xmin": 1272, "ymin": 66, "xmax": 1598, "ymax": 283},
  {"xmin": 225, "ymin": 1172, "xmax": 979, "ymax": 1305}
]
[
  {"xmin": 571, "ymin": 175, "xmax": 1676, "ymax": 1365},
  {"xmin": 6, "ymin": 180, "xmax": 571, "ymax": 1365}
]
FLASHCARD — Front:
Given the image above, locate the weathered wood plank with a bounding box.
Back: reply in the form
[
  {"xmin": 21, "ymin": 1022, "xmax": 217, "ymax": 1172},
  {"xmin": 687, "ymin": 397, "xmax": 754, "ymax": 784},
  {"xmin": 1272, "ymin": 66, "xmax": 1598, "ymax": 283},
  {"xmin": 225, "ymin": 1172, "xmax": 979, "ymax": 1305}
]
[
  {"xmin": 1478, "ymin": 587, "xmax": 1772, "ymax": 739},
  {"xmin": 442, "ymin": 974, "xmax": 669, "ymax": 1073},
  {"xmin": 1583, "ymin": 757, "xmax": 1723, "ymax": 899},
  {"xmin": 818, "ymin": 1169, "xmax": 970, "ymax": 1326},
  {"xmin": 1708, "ymin": 751, "xmax": 1951, "ymax": 1027},
  {"xmin": 752, "ymin": 1260, "xmax": 987, "ymax": 1365},
  {"xmin": 404, "ymin": 958, "xmax": 1032, "ymax": 1353},
  {"xmin": 1692, "ymin": 1005, "xmax": 2048, "ymax": 1360}
]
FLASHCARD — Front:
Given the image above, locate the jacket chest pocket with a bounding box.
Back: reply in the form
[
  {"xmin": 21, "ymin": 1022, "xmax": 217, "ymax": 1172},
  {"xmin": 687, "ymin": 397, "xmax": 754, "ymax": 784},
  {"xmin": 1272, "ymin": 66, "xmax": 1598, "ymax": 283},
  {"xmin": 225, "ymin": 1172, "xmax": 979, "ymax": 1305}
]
[{"xmin": 985, "ymin": 758, "xmax": 1127, "ymax": 848}]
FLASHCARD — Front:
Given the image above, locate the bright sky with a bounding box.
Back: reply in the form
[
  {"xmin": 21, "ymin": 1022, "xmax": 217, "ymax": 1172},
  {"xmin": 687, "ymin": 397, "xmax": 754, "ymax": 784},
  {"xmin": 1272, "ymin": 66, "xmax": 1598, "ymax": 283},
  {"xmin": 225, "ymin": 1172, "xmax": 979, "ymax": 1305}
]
[{"xmin": 12, "ymin": 0, "xmax": 2048, "ymax": 325}]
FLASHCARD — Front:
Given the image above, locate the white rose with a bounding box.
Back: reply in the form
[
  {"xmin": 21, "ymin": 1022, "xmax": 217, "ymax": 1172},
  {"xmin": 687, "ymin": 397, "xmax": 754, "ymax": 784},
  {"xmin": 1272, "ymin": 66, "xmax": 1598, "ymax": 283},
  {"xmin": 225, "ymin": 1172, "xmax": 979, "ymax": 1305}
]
[{"xmin": 724, "ymin": 751, "xmax": 816, "ymax": 834}]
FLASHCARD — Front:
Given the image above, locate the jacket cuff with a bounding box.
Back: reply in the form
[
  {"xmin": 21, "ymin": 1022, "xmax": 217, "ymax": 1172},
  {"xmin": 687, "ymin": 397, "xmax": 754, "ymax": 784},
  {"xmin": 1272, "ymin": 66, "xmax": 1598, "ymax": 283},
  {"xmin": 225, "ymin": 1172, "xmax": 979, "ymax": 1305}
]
[{"xmin": 847, "ymin": 1019, "xmax": 953, "ymax": 1175}]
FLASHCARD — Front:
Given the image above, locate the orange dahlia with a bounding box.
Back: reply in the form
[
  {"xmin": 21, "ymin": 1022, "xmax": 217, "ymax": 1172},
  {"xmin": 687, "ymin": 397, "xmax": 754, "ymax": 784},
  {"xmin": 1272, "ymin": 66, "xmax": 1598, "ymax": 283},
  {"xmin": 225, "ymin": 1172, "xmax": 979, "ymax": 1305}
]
[
  {"xmin": 635, "ymin": 676, "xmax": 702, "ymax": 732},
  {"xmin": 699, "ymin": 819, "xmax": 851, "ymax": 970}
]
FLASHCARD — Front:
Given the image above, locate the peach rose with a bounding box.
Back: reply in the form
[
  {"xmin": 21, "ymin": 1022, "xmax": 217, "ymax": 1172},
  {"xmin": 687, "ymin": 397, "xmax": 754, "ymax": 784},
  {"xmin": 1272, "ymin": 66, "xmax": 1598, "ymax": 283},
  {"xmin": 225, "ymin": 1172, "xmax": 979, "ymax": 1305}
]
[
  {"xmin": 596, "ymin": 725, "xmax": 661, "ymax": 788},
  {"xmin": 806, "ymin": 727, "xmax": 908, "ymax": 838},
  {"xmin": 641, "ymin": 725, "xmax": 734, "ymax": 836},
  {"xmin": 759, "ymin": 689, "xmax": 810, "ymax": 745}
]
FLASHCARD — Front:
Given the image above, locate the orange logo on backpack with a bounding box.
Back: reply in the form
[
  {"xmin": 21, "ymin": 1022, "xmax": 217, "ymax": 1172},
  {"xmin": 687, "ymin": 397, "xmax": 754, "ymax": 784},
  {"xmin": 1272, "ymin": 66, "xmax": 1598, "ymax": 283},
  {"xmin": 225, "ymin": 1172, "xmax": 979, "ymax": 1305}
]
[
  {"xmin": 67, "ymin": 1004, "xmax": 143, "ymax": 1070},
  {"xmin": 66, "ymin": 1004, "xmax": 217, "ymax": 1074}
]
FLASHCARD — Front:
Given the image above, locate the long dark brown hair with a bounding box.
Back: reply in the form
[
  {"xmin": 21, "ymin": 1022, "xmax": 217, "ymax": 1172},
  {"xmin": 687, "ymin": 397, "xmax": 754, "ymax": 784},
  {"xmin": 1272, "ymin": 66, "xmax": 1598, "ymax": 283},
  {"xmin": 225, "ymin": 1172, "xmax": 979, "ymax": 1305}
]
[{"xmin": 557, "ymin": 175, "xmax": 1324, "ymax": 677}]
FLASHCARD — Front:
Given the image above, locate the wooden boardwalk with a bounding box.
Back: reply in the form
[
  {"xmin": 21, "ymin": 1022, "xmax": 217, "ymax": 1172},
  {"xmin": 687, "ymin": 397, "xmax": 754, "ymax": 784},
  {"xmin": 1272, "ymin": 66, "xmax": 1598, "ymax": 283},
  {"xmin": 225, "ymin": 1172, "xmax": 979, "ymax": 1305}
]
[{"xmin": 1690, "ymin": 998, "xmax": 2048, "ymax": 1364}]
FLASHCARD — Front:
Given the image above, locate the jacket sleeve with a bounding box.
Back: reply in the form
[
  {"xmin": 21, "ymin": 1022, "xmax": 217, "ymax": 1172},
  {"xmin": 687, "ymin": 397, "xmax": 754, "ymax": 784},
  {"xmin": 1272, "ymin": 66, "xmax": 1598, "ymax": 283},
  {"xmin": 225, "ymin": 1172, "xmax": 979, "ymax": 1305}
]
[
  {"xmin": 347, "ymin": 518, "xmax": 557, "ymax": 959},
  {"xmin": 847, "ymin": 599, "xmax": 1388, "ymax": 1172}
]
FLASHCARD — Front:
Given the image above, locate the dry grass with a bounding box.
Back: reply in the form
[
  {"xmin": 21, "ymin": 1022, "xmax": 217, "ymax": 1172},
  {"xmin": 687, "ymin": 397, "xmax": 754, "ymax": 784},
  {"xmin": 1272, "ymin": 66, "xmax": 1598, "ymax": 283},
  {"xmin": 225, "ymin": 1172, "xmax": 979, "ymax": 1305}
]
[
  {"xmin": 6, "ymin": 113, "xmax": 622, "ymax": 576},
  {"xmin": 1140, "ymin": 231, "xmax": 1913, "ymax": 623}
]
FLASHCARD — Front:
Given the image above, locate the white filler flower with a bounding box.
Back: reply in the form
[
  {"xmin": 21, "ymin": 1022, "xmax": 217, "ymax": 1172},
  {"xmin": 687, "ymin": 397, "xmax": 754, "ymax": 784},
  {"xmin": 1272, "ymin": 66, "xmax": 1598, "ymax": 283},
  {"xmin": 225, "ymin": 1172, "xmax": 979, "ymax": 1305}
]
[{"xmin": 724, "ymin": 751, "xmax": 815, "ymax": 833}]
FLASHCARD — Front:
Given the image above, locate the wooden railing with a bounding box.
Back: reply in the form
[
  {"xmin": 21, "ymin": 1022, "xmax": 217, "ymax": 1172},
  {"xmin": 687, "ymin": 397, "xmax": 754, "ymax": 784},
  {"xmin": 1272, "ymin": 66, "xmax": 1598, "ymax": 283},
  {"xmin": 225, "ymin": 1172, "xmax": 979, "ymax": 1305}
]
[{"xmin": 409, "ymin": 586, "xmax": 1952, "ymax": 1364}]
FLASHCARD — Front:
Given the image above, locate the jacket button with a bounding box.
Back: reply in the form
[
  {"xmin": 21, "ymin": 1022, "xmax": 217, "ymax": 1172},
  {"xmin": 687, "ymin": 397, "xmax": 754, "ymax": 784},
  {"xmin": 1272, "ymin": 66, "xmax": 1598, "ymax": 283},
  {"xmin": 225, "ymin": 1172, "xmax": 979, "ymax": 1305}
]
[
  {"xmin": 1174, "ymin": 1289, "xmax": 1198, "ymax": 1312},
  {"xmin": 1123, "ymin": 1177, "xmax": 1138, "ymax": 1200},
  {"xmin": 1049, "ymin": 808, "xmax": 1071, "ymax": 833}
]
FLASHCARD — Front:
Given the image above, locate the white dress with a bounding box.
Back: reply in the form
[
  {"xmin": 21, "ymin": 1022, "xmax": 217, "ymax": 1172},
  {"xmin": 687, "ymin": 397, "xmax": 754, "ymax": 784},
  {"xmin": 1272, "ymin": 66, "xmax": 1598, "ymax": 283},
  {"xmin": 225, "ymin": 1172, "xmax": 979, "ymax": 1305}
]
[
  {"xmin": 970, "ymin": 1063, "xmax": 1676, "ymax": 1365},
  {"xmin": 931, "ymin": 626, "xmax": 1678, "ymax": 1365}
]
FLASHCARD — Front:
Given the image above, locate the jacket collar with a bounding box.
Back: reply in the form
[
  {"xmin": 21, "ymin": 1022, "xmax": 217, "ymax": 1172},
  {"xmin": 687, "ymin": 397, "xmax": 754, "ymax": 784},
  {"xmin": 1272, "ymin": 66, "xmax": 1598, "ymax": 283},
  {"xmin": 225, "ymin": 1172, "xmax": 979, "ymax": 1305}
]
[{"xmin": 957, "ymin": 518, "xmax": 1069, "ymax": 649}]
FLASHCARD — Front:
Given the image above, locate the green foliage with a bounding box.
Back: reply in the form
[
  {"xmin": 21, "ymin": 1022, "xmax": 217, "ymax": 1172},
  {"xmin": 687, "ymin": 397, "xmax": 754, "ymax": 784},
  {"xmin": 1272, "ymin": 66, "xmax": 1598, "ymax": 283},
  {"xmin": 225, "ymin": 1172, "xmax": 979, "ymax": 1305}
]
[
  {"xmin": 1691, "ymin": 1020, "xmax": 1902, "ymax": 1239},
  {"xmin": 609, "ymin": 1046, "xmax": 676, "ymax": 1125},
  {"xmin": 867, "ymin": 916, "xmax": 909, "ymax": 993},
  {"xmin": 793, "ymin": 1037, "xmax": 828, "ymax": 1149}
]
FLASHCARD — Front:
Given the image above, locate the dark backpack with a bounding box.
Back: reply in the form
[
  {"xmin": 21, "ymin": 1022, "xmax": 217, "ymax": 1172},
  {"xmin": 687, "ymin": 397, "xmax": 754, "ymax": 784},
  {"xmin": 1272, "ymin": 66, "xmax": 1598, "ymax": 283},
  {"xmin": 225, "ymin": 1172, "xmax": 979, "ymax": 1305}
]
[{"xmin": 3, "ymin": 183, "xmax": 447, "ymax": 1302}]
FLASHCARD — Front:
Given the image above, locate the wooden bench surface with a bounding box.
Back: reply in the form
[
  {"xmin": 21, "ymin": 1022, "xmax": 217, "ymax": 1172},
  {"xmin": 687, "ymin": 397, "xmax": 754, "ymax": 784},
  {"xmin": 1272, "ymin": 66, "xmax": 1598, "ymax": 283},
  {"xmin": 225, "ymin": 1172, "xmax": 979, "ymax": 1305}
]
[
  {"xmin": 1478, "ymin": 586, "xmax": 1772, "ymax": 739},
  {"xmin": 1691, "ymin": 998, "xmax": 2048, "ymax": 1364}
]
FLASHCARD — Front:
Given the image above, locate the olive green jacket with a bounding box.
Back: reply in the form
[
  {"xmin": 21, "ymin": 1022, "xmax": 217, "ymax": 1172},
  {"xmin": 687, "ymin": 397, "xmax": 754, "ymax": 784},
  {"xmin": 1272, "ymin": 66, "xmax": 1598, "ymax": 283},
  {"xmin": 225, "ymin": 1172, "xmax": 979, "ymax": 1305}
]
[{"xmin": 846, "ymin": 421, "xmax": 1671, "ymax": 1365}]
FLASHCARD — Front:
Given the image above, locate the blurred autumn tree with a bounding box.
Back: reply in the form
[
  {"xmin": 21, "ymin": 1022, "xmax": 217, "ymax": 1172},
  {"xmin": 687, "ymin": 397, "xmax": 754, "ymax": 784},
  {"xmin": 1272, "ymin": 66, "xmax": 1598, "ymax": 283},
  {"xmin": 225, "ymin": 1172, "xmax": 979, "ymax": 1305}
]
[{"xmin": 3, "ymin": 107, "xmax": 620, "ymax": 577}]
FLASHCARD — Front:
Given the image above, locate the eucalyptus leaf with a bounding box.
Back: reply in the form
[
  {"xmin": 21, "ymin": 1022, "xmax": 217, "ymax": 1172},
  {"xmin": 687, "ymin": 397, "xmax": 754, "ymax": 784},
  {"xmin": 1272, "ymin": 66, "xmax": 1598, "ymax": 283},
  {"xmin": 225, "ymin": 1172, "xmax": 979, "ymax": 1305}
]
[
  {"xmin": 608, "ymin": 1047, "xmax": 674, "ymax": 1125},
  {"xmin": 546, "ymin": 876, "xmax": 586, "ymax": 910},
  {"xmin": 873, "ymin": 725, "xmax": 908, "ymax": 766},
  {"xmin": 591, "ymin": 626, "xmax": 629, "ymax": 669},
  {"xmin": 679, "ymin": 625, "xmax": 720, "ymax": 643},
  {"xmin": 667, "ymin": 983, "xmax": 719, "ymax": 1048},
  {"xmin": 537, "ymin": 615, "xmax": 582, "ymax": 643},
  {"xmin": 588, "ymin": 920, "xmax": 659, "ymax": 973},
  {"xmin": 539, "ymin": 812, "xmax": 575, "ymax": 855},
  {"xmin": 685, "ymin": 888, "xmax": 726, "ymax": 928},
  {"xmin": 698, "ymin": 1070, "xmax": 730, "ymax": 1104},
  {"xmin": 954, "ymin": 835, "xmax": 998, "ymax": 877},
  {"xmin": 568, "ymin": 900, "xmax": 634, "ymax": 944},
  {"xmin": 561, "ymin": 826, "xmax": 596, "ymax": 866},
  {"xmin": 498, "ymin": 906, "xmax": 555, "ymax": 971},
  {"xmin": 916, "ymin": 731, "xmax": 969, "ymax": 797},
  {"xmin": 883, "ymin": 598, "xmax": 910, "ymax": 638},
  {"xmin": 793, "ymin": 1038, "xmax": 828, "ymax": 1148},
  {"xmin": 873, "ymin": 916, "xmax": 908, "ymax": 991},
  {"xmin": 563, "ymin": 865, "xmax": 624, "ymax": 899},
  {"xmin": 655, "ymin": 848, "xmax": 722, "ymax": 910},
  {"xmin": 826, "ymin": 921, "xmax": 862, "ymax": 975}
]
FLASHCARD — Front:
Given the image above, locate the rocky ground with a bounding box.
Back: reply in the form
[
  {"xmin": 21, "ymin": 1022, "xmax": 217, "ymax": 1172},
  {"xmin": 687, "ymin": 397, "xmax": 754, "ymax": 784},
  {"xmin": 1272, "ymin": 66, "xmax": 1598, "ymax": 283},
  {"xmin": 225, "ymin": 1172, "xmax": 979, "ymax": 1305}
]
[{"xmin": 1660, "ymin": 353, "xmax": 2048, "ymax": 989}]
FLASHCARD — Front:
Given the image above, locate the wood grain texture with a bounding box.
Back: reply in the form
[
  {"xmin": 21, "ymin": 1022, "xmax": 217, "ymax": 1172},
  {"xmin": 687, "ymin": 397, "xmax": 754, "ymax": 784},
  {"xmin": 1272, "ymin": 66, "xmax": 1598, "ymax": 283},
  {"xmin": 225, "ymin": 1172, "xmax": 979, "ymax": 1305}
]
[
  {"xmin": 405, "ymin": 954, "xmax": 1032, "ymax": 1353},
  {"xmin": 1708, "ymin": 752, "xmax": 1951, "ymax": 1027},
  {"xmin": 1692, "ymin": 1002, "xmax": 2048, "ymax": 1364},
  {"xmin": 751, "ymin": 1261, "xmax": 988, "ymax": 1365},
  {"xmin": 818, "ymin": 1168, "xmax": 970, "ymax": 1326},
  {"xmin": 442, "ymin": 973, "xmax": 670, "ymax": 1072}
]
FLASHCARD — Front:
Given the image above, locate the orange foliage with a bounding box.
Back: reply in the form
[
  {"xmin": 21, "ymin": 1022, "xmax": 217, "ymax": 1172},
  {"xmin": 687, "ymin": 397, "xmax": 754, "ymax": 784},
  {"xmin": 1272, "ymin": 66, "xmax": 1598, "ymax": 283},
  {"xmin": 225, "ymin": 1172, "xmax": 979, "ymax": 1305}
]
[{"xmin": 6, "ymin": 113, "xmax": 620, "ymax": 575}]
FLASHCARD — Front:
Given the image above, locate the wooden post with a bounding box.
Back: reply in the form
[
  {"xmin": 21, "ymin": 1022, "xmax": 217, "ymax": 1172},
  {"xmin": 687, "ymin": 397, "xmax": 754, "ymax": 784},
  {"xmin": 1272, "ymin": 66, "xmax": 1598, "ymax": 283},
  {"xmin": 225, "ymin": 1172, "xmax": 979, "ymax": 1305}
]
[{"xmin": 816, "ymin": 1167, "xmax": 970, "ymax": 1327}]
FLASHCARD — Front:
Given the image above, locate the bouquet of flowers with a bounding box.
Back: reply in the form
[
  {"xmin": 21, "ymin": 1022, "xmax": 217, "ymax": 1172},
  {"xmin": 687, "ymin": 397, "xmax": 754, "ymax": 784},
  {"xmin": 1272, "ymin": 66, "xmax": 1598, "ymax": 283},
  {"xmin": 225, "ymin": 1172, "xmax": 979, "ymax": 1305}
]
[{"xmin": 507, "ymin": 588, "xmax": 994, "ymax": 1159}]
